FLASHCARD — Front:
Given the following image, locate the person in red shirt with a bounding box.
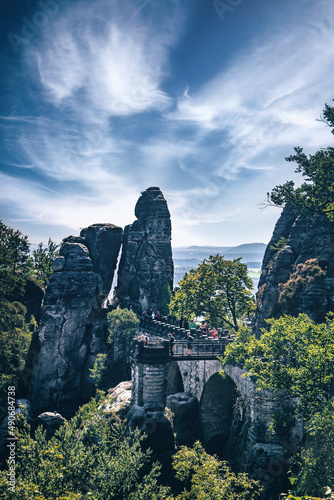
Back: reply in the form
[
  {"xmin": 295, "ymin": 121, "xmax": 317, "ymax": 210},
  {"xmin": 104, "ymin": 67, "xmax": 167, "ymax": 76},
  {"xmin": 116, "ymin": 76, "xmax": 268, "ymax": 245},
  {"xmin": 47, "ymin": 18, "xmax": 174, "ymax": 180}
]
[{"xmin": 211, "ymin": 329, "xmax": 217, "ymax": 339}]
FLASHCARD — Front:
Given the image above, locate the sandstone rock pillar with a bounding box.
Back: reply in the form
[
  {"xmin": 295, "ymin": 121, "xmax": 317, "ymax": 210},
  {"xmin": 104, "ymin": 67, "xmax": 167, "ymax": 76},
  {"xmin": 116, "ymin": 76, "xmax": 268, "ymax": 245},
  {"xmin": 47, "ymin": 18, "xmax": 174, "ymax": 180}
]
[
  {"xmin": 115, "ymin": 187, "xmax": 173, "ymax": 313},
  {"xmin": 28, "ymin": 224, "xmax": 123, "ymax": 417}
]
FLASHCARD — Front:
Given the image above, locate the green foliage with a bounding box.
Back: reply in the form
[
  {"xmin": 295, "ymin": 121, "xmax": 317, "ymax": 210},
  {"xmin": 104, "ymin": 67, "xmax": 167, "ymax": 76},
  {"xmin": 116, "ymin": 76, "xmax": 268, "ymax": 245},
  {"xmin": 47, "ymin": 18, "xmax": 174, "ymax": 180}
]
[
  {"xmin": 158, "ymin": 283, "xmax": 171, "ymax": 316},
  {"xmin": 90, "ymin": 308, "xmax": 140, "ymax": 389},
  {"xmin": 222, "ymin": 315, "xmax": 334, "ymax": 498},
  {"xmin": 90, "ymin": 353, "xmax": 108, "ymax": 389},
  {"xmin": 267, "ymin": 101, "xmax": 334, "ymax": 220},
  {"xmin": 268, "ymin": 405, "xmax": 296, "ymax": 441},
  {"xmin": 0, "ymin": 220, "xmax": 30, "ymax": 274},
  {"xmin": 221, "ymin": 314, "xmax": 334, "ymax": 419},
  {"xmin": 172, "ymin": 441, "xmax": 261, "ymax": 499},
  {"xmin": 0, "ymin": 301, "xmax": 32, "ymax": 421},
  {"xmin": 27, "ymin": 238, "xmax": 59, "ymax": 288},
  {"xmin": 169, "ymin": 255, "xmax": 255, "ymax": 330},
  {"xmin": 0, "ymin": 393, "xmax": 170, "ymax": 500},
  {"xmin": 107, "ymin": 307, "xmax": 140, "ymax": 344},
  {"xmin": 290, "ymin": 400, "xmax": 334, "ymax": 497},
  {"xmin": 270, "ymin": 237, "xmax": 288, "ymax": 252},
  {"xmin": 0, "ymin": 220, "xmax": 30, "ymax": 301}
]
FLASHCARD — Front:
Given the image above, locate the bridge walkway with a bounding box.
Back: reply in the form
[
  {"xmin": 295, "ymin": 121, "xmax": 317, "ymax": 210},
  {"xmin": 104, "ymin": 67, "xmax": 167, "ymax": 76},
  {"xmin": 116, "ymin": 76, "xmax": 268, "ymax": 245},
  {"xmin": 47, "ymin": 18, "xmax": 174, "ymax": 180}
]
[{"xmin": 133, "ymin": 338, "xmax": 233, "ymax": 361}]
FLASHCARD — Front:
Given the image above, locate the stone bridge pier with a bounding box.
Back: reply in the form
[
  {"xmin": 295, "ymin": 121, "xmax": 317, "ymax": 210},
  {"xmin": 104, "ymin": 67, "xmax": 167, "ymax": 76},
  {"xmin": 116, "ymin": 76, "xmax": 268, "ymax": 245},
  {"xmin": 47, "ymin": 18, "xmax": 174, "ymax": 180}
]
[
  {"xmin": 130, "ymin": 339, "xmax": 170, "ymax": 409},
  {"xmin": 128, "ymin": 339, "xmax": 175, "ymax": 453}
]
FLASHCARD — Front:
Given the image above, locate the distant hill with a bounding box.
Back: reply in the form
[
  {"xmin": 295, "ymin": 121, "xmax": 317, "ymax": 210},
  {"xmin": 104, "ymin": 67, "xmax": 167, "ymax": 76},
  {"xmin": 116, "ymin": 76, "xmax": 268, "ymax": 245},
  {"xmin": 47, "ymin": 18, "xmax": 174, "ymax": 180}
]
[{"xmin": 173, "ymin": 243, "xmax": 266, "ymax": 288}]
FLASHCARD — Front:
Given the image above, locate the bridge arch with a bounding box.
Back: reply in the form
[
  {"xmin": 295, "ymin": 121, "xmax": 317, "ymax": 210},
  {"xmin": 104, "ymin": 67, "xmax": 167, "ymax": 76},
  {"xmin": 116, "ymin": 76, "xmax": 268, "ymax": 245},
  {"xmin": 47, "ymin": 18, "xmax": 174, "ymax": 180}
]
[{"xmin": 199, "ymin": 372, "xmax": 237, "ymax": 458}]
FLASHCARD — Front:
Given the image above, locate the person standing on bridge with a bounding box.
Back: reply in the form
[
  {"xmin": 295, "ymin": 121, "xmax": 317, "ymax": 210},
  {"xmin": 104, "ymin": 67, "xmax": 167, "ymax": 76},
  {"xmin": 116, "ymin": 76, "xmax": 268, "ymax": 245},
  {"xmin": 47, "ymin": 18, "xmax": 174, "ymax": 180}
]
[
  {"xmin": 168, "ymin": 333, "xmax": 175, "ymax": 355},
  {"xmin": 189, "ymin": 319, "xmax": 197, "ymax": 338},
  {"xmin": 186, "ymin": 331, "xmax": 194, "ymax": 355}
]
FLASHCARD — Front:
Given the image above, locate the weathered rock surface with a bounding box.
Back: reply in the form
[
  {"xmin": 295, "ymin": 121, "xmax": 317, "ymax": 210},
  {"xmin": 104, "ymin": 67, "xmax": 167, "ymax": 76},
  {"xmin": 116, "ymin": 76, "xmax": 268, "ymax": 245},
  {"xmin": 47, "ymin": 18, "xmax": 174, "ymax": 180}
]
[
  {"xmin": 252, "ymin": 205, "xmax": 334, "ymax": 334},
  {"xmin": 104, "ymin": 381, "xmax": 132, "ymax": 415},
  {"xmin": 28, "ymin": 224, "xmax": 123, "ymax": 417},
  {"xmin": 35, "ymin": 411, "xmax": 66, "ymax": 439},
  {"xmin": 116, "ymin": 187, "xmax": 173, "ymax": 313},
  {"xmin": 128, "ymin": 404, "xmax": 175, "ymax": 454},
  {"xmin": 166, "ymin": 392, "xmax": 200, "ymax": 446},
  {"xmin": 80, "ymin": 224, "xmax": 123, "ymax": 298}
]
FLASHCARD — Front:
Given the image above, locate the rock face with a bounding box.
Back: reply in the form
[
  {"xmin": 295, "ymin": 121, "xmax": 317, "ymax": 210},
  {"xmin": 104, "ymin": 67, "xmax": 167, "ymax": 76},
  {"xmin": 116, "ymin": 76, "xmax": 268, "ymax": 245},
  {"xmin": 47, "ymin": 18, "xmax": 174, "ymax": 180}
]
[
  {"xmin": 28, "ymin": 224, "xmax": 123, "ymax": 417},
  {"xmin": 35, "ymin": 412, "xmax": 66, "ymax": 439},
  {"xmin": 116, "ymin": 187, "xmax": 173, "ymax": 313},
  {"xmin": 252, "ymin": 205, "xmax": 334, "ymax": 334},
  {"xmin": 166, "ymin": 392, "xmax": 200, "ymax": 446}
]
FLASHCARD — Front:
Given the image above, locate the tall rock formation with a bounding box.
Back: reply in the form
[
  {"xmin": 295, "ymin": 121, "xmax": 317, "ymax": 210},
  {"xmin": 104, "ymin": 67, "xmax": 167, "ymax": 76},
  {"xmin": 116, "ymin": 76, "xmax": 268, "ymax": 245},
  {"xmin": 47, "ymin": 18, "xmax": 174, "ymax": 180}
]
[
  {"xmin": 28, "ymin": 224, "xmax": 123, "ymax": 417},
  {"xmin": 116, "ymin": 187, "xmax": 173, "ymax": 313},
  {"xmin": 252, "ymin": 205, "xmax": 334, "ymax": 335}
]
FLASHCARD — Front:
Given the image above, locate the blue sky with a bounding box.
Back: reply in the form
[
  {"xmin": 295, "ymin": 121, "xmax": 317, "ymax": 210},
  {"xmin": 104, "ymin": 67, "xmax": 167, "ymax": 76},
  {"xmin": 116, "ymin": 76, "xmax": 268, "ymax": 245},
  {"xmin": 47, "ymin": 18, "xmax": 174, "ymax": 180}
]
[{"xmin": 1, "ymin": 0, "xmax": 334, "ymax": 247}]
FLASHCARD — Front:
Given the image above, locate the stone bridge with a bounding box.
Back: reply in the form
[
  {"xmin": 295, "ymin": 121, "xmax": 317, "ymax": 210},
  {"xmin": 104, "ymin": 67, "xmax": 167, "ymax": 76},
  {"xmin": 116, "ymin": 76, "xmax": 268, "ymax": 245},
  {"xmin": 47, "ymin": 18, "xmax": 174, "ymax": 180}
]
[{"xmin": 130, "ymin": 338, "xmax": 286, "ymax": 467}]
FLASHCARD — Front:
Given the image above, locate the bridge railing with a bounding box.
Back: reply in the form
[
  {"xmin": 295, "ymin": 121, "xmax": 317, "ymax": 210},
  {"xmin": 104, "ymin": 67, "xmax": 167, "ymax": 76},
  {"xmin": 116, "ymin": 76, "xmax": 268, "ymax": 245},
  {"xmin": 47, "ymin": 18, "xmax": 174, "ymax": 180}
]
[
  {"xmin": 172, "ymin": 339, "xmax": 233, "ymax": 359},
  {"xmin": 132, "ymin": 337, "xmax": 233, "ymax": 361},
  {"xmin": 138, "ymin": 315, "xmax": 232, "ymax": 341}
]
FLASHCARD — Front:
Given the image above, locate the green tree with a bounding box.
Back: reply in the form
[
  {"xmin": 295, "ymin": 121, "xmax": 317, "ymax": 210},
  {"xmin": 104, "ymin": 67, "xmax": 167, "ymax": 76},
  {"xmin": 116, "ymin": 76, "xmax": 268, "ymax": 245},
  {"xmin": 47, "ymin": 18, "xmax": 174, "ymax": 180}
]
[
  {"xmin": 90, "ymin": 308, "xmax": 139, "ymax": 389},
  {"xmin": 172, "ymin": 441, "xmax": 261, "ymax": 499},
  {"xmin": 27, "ymin": 238, "xmax": 59, "ymax": 288},
  {"xmin": 0, "ymin": 393, "xmax": 171, "ymax": 500},
  {"xmin": 291, "ymin": 400, "xmax": 334, "ymax": 497},
  {"xmin": 169, "ymin": 255, "xmax": 255, "ymax": 330},
  {"xmin": 0, "ymin": 301, "xmax": 32, "ymax": 421},
  {"xmin": 266, "ymin": 101, "xmax": 334, "ymax": 220},
  {"xmin": 0, "ymin": 220, "xmax": 30, "ymax": 301},
  {"xmin": 221, "ymin": 314, "xmax": 334, "ymax": 419},
  {"xmin": 221, "ymin": 315, "xmax": 334, "ymax": 498},
  {"xmin": 0, "ymin": 221, "xmax": 35, "ymax": 420},
  {"xmin": 158, "ymin": 283, "xmax": 171, "ymax": 316}
]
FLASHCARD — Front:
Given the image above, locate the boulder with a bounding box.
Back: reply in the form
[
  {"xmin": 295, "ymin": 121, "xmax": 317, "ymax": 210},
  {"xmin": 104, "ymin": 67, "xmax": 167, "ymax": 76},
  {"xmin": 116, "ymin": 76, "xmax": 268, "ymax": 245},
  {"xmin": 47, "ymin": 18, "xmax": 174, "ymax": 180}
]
[
  {"xmin": 167, "ymin": 392, "xmax": 200, "ymax": 446},
  {"xmin": 128, "ymin": 404, "xmax": 175, "ymax": 454},
  {"xmin": 35, "ymin": 411, "xmax": 66, "ymax": 439},
  {"xmin": 103, "ymin": 381, "xmax": 132, "ymax": 416}
]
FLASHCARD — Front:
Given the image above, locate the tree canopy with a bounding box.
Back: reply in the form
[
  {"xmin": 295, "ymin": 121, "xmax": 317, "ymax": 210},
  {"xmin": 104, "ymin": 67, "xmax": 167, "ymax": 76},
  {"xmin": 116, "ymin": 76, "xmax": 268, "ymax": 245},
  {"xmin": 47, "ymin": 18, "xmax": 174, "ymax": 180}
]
[
  {"xmin": 266, "ymin": 101, "xmax": 334, "ymax": 220},
  {"xmin": 221, "ymin": 314, "xmax": 334, "ymax": 419},
  {"xmin": 90, "ymin": 308, "xmax": 140, "ymax": 389},
  {"xmin": 27, "ymin": 238, "xmax": 60, "ymax": 288},
  {"xmin": 220, "ymin": 314, "xmax": 334, "ymax": 497},
  {"xmin": 0, "ymin": 221, "xmax": 59, "ymax": 420},
  {"xmin": 172, "ymin": 441, "xmax": 261, "ymax": 500},
  {"xmin": 169, "ymin": 254, "xmax": 255, "ymax": 330},
  {"xmin": 0, "ymin": 393, "xmax": 170, "ymax": 500},
  {"xmin": 0, "ymin": 220, "xmax": 30, "ymax": 301}
]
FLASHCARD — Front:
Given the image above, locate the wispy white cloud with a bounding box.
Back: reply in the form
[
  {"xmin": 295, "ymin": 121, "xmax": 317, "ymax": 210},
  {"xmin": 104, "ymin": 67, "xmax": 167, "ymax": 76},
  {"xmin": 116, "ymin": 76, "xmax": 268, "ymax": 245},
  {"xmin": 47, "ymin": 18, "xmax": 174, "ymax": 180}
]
[
  {"xmin": 31, "ymin": 0, "xmax": 183, "ymax": 118},
  {"xmin": 170, "ymin": 0, "xmax": 334, "ymax": 179},
  {"xmin": 3, "ymin": 0, "xmax": 334, "ymax": 248},
  {"xmin": 0, "ymin": 168, "xmax": 139, "ymax": 241}
]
